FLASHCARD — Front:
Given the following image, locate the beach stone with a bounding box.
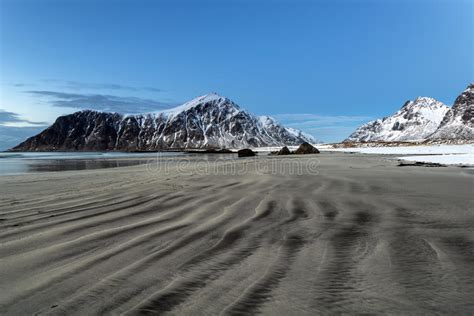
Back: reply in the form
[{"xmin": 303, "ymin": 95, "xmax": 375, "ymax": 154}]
[
  {"xmin": 277, "ymin": 146, "xmax": 291, "ymax": 155},
  {"xmin": 294, "ymin": 142, "xmax": 320, "ymax": 154},
  {"xmin": 237, "ymin": 148, "xmax": 256, "ymax": 157}
]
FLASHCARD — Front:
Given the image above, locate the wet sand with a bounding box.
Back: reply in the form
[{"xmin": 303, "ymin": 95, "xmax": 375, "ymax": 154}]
[{"xmin": 0, "ymin": 152, "xmax": 473, "ymax": 315}]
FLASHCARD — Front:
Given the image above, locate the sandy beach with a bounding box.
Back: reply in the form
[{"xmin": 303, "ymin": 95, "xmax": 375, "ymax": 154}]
[{"xmin": 0, "ymin": 152, "xmax": 473, "ymax": 315}]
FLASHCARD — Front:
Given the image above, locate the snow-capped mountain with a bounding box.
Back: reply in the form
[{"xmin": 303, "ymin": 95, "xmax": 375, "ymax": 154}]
[
  {"xmin": 258, "ymin": 116, "xmax": 317, "ymax": 144},
  {"xmin": 345, "ymin": 97, "xmax": 449, "ymax": 142},
  {"xmin": 10, "ymin": 93, "xmax": 316, "ymax": 151},
  {"xmin": 428, "ymin": 84, "xmax": 473, "ymax": 141}
]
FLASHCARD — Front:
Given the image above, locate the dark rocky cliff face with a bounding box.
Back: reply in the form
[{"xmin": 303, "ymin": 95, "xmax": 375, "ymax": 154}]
[
  {"xmin": 453, "ymin": 84, "xmax": 473, "ymax": 124},
  {"xmin": 11, "ymin": 111, "xmax": 123, "ymax": 151},
  {"xmin": 428, "ymin": 84, "xmax": 474, "ymax": 141},
  {"xmin": 10, "ymin": 94, "xmax": 315, "ymax": 151}
]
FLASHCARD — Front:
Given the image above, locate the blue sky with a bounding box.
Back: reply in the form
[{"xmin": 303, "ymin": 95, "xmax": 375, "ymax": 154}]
[{"xmin": 0, "ymin": 0, "xmax": 472, "ymax": 149}]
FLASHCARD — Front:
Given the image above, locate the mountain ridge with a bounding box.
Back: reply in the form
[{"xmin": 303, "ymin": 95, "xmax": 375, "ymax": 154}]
[
  {"xmin": 10, "ymin": 93, "xmax": 316, "ymax": 151},
  {"xmin": 345, "ymin": 84, "xmax": 473, "ymax": 143},
  {"xmin": 345, "ymin": 96, "xmax": 449, "ymax": 142},
  {"xmin": 428, "ymin": 84, "xmax": 473, "ymax": 141}
]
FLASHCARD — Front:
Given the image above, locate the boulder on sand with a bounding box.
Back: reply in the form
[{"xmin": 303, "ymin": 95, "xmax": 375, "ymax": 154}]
[
  {"xmin": 276, "ymin": 146, "xmax": 291, "ymax": 155},
  {"xmin": 237, "ymin": 148, "xmax": 256, "ymax": 157},
  {"xmin": 294, "ymin": 142, "xmax": 320, "ymax": 155}
]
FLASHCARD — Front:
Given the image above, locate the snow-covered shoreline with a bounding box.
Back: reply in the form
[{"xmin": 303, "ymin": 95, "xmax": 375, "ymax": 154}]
[
  {"xmin": 320, "ymin": 144, "xmax": 472, "ymax": 154},
  {"xmin": 251, "ymin": 144, "xmax": 473, "ymax": 166},
  {"xmin": 398, "ymin": 154, "xmax": 474, "ymax": 166},
  {"xmin": 321, "ymin": 144, "xmax": 473, "ymax": 166}
]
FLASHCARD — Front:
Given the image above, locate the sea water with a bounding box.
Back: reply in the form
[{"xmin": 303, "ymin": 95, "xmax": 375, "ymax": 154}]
[{"xmin": 0, "ymin": 152, "xmax": 184, "ymax": 175}]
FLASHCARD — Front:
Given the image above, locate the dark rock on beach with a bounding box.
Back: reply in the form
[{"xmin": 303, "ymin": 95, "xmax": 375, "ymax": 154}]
[
  {"xmin": 237, "ymin": 148, "xmax": 256, "ymax": 157},
  {"xmin": 276, "ymin": 146, "xmax": 291, "ymax": 155},
  {"xmin": 294, "ymin": 142, "xmax": 320, "ymax": 155}
]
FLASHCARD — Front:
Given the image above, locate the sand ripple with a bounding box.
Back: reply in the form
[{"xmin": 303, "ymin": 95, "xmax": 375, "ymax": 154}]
[{"xmin": 0, "ymin": 154, "xmax": 473, "ymax": 315}]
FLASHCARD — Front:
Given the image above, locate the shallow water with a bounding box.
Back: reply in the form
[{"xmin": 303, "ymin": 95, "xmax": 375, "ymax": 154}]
[{"xmin": 0, "ymin": 152, "xmax": 184, "ymax": 175}]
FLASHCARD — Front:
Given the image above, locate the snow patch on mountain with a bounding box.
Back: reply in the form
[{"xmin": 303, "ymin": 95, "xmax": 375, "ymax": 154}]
[
  {"xmin": 428, "ymin": 84, "xmax": 473, "ymax": 141},
  {"xmin": 284, "ymin": 127, "xmax": 317, "ymax": 143},
  {"xmin": 345, "ymin": 97, "xmax": 449, "ymax": 142},
  {"xmin": 157, "ymin": 93, "xmax": 235, "ymax": 117}
]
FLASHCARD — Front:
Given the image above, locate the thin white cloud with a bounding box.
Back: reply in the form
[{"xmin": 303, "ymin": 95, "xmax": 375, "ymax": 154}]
[
  {"xmin": 25, "ymin": 90, "xmax": 178, "ymax": 114},
  {"xmin": 10, "ymin": 80, "xmax": 164, "ymax": 93},
  {"xmin": 41, "ymin": 79, "xmax": 163, "ymax": 92},
  {"xmin": 273, "ymin": 113, "xmax": 373, "ymax": 125},
  {"xmin": 272, "ymin": 113, "xmax": 374, "ymax": 143},
  {"xmin": 0, "ymin": 109, "xmax": 48, "ymax": 126}
]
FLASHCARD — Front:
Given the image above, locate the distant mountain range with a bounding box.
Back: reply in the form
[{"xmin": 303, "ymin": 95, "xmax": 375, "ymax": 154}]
[
  {"xmin": 9, "ymin": 85, "xmax": 473, "ymax": 151},
  {"xmin": 345, "ymin": 84, "xmax": 473, "ymax": 143},
  {"xmin": 10, "ymin": 93, "xmax": 316, "ymax": 151}
]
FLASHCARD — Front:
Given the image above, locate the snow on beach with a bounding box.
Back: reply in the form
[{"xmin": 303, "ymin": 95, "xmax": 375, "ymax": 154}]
[
  {"xmin": 321, "ymin": 144, "xmax": 474, "ymax": 166},
  {"xmin": 320, "ymin": 144, "xmax": 473, "ymax": 155},
  {"xmin": 219, "ymin": 144, "xmax": 473, "ymax": 166},
  {"xmin": 398, "ymin": 154, "xmax": 474, "ymax": 166}
]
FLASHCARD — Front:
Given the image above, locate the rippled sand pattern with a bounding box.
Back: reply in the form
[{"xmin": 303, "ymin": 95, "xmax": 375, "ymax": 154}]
[{"xmin": 0, "ymin": 153, "xmax": 473, "ymax": 315}]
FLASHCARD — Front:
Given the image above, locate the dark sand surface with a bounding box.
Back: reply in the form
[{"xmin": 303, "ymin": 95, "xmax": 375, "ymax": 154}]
[{"xmin": 0, "ymin": 152, "xmax": 473, "ymax": 315}]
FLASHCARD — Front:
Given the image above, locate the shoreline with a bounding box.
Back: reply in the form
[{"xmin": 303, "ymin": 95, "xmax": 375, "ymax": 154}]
[{"xmin": 0, "ymin": 153, "xmax": 473, "ymax": 314}]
